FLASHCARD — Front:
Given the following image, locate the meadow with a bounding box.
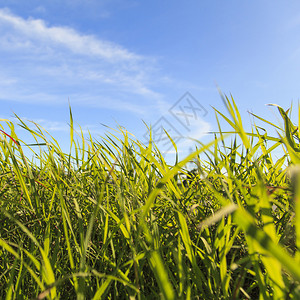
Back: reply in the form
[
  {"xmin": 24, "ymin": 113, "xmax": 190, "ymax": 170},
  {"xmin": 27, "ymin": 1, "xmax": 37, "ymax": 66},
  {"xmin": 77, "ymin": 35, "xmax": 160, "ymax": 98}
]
[{"xmin": 0, "ymin": 95, "xmax": 300, "ymax": 299}]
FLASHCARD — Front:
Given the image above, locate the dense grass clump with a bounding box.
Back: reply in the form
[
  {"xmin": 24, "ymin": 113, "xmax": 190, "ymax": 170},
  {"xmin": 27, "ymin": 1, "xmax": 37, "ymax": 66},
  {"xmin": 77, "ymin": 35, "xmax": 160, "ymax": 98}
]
[{"xmin": 1, "ymin": 95, "xmax": 300, "ymax": 299}]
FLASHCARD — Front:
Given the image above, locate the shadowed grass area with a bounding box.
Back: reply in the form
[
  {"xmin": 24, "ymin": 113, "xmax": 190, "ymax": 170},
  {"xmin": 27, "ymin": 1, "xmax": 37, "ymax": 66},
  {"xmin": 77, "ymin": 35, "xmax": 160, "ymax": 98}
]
[{"xmin": 0, "ymin": 95, "xmax": 300, "ymax": 299}]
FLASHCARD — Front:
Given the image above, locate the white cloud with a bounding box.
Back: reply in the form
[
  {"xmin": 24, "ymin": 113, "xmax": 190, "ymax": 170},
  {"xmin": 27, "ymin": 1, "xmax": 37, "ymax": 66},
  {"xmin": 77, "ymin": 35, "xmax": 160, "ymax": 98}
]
[
  {"xmin": 0, "ymin": 8, "xmax": 139, "ymax": 62},
  {"xmin": 0, "ymin": 8, "xmax": 212, "ymax": 155},
  {"xmin": 177, "ymin": 119, "xmax": 212, "ymax": 149},
  {"xmin": 0, "ymin": 8, "xmax": 165, "ymax": 114}
]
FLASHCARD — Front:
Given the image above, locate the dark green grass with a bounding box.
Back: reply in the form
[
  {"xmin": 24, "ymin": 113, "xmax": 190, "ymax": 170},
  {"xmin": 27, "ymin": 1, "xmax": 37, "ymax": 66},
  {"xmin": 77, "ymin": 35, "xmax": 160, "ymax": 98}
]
[{"xmin": 0, "ymin": 96, "xmax": 300, "ymax": 299}]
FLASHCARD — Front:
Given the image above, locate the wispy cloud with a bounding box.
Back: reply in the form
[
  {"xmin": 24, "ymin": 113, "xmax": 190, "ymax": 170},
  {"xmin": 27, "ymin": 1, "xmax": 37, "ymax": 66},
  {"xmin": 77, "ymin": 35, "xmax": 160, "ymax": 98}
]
[
  {"xmin": 0, "ymin": 8, "xmax": 164, "ymax": 114},
  {"xmin": 176, "ymin": 119, "xmax": 212, "ymax": 150},
  {"xmin": 0, "ymin": 8, "xmax": 139, "ymax": 61}
]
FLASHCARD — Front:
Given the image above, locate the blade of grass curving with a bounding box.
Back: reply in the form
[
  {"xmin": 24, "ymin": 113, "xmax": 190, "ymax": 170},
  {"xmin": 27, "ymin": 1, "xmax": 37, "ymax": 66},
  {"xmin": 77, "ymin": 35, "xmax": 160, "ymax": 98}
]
[
  {"xmin": 13, "ymin": 247, "xmax": 24, "ymax": 300},
  {"xmin": 176, "ymin": 234, "xmax": 184, "ymax": 298},
  {"xmin": 197, "ymin": 204, "xmax": 237, "ymax": 230},
  {"xmin": 271, "ymin": 104, "xmax": 300, "ymax": 152},
  {"xmin": 78, "ymin": 166, "xmax": 115, "ymax": 299},
  {"xmin": 290, "ymin": 166, "xmax": 300, "ymax": 263},
  {"xmin": 103, "ymin": 194, "xmax": 110, "ymax": 245},
  {"xmin": 278, "ymin": 132, "xmax": 300, "ymax": 164},
  {"xmin": 164, "ymin": 128, "xmax": 179, "ymax": 165},
  {"xmin": 216, "ymin": 218, "xmax": 230, "ymax": 296},
  {"xmin": 148, "ymin": 250, "xmax": 175, "ymax": 300},
  {"xmin": 5, "ymin": 253, "xmax": 18, "ymax": 300},
  {"xmin": 43, "ymin": 222, "xmax": 51, "ymax": 259},
  {"xmin": 177, "ymin": 211, "xmax": 206, "ymax": 294},
  {"xmin": 234, "ymin": 207, "xmax": 300, "ymax": 281},
  {"xmin": 69, "ymin": 102, "xmax": 74, "ymax": 150},
  {"xmin": 92, "ymin": 278, "xmax": 112, "ymax": 300},
  {"xmin": 0, "ymin": 132, "xmax": 34, "ymax": 210},
  {"xmin": 56, "ymin": 185, "xmax": 79, "ymax": 293},
  {"xmin": 2, "ymin": 211, "xmax": 57, "ymax": 298},
  {"xmin": 253, "ymin": 183, "xmax": 286, "ymax": 297},
  {"xmin": 250, "ymin": 111, "xmax": 283, "ymax": 131},
  {"xmin": 217, "ymin": 91, "xmax": 250, "ymax": 148},
  {"xmin": 0, "ymin": 238, "xmax": 45, "ymax": 293},
  {"xmin": 142, "ymin": 136, "xmax": 225, "ymax": 220}
]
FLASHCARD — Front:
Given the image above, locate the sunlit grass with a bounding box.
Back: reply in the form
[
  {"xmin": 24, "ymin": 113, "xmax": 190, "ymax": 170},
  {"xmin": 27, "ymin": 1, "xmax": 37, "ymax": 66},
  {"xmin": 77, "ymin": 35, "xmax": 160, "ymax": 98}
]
[{"xmin": 0, "ymin": 96, "xmax": 299, "ymax": 299}]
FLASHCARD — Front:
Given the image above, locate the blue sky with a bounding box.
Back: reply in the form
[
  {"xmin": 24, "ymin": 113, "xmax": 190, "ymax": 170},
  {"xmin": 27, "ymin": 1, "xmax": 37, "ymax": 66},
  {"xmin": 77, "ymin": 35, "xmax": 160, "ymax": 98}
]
[{"xmin": 0, "ymin": 1, "xmax": 299, "ymax": 161}]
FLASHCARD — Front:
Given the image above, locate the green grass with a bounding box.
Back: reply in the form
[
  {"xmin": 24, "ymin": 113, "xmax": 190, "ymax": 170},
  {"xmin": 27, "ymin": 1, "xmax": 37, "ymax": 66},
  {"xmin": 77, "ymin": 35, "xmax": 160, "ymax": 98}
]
[{"xmin": 0, "ymin": 95, "xmax": 300, "ymax": 299}]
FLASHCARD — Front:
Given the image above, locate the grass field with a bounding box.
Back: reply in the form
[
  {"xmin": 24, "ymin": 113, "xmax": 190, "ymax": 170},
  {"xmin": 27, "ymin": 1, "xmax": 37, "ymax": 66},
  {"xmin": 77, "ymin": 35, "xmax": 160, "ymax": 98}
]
[{"xmin": 0, "ymin": 95, "xmax": 300, "ymax": 299}]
